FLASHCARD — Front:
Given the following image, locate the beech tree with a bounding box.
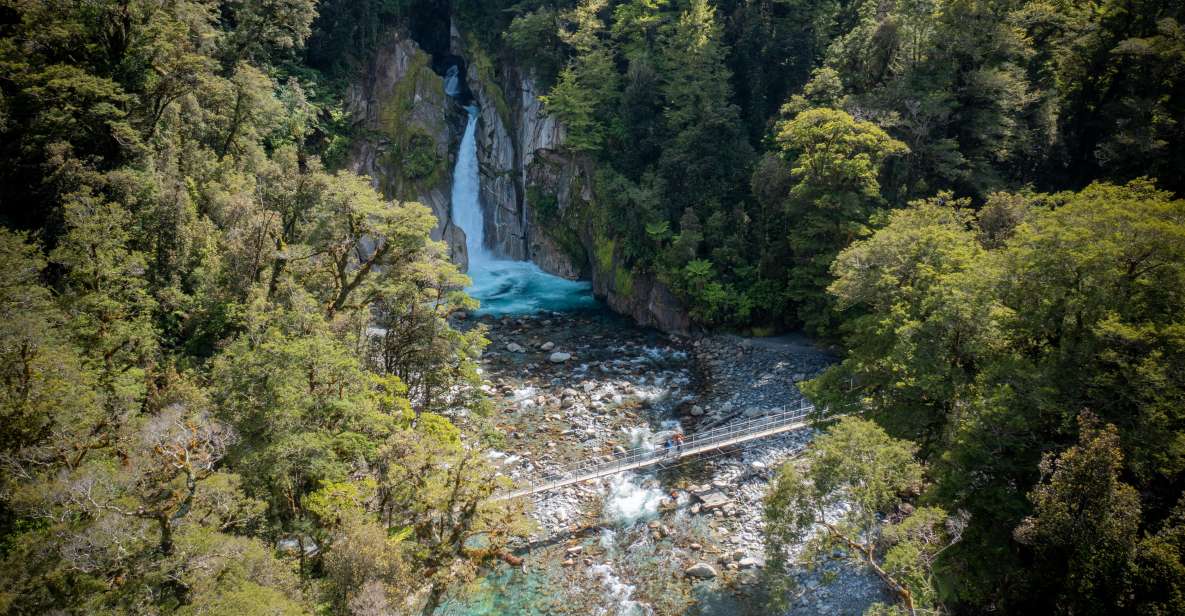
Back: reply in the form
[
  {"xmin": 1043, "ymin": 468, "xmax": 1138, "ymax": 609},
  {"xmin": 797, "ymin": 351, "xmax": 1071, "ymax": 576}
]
[
  {"xmin": 764, "ymin": 417, "xmax": 966, "ymax": 615},
  {"xmin": 773, "ymin": 107, "xmax": 908, "ymax": 334},
  {"xmin": 542, "ymin": 0, "xmax": 620, "ymax": 153},
  {"xmin": 1015, "ymin": 413, "xmax": 1141, "ymax": 612},
  {"xmin": 807, "ymin": 180, "xmax": 1185, "ymax": 608}
]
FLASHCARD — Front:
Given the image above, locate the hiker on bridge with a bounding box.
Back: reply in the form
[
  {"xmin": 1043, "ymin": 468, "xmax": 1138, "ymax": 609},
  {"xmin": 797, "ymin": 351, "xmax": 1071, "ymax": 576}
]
[{"xmin": 673, "ymin": 432, "xmax": 685, "ymax": 453}]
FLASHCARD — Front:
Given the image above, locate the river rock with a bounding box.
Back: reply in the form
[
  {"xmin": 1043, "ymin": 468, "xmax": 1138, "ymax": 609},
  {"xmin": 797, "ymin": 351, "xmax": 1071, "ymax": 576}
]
[
  {"xmin": 549, "ymin": 352, "xmax": 572, "ymax": 363},
  {"xmin": 277, "ymin": 537, "xmax": 318, "ymax": 556},
  {"xmin": 684, "ymin": 563, "xmax": 718, "ymax": 579},
  {"xmin": 695, "ymin": 488, "xmax": 731, "ymax": 511},
  {"xmin": 506, "ymin": 342, "xmax": 524, "ymax": 353},
  {"xmin": 739, "ymin": 556, "xmax": 764, "ymax": 569},
  {"xmin": 689, "ymin": 405, "xmax": 704, "ymax": 416},
  {"xmin": 541, "ymin": 341, "xmax": 556, "ymax": 351}
]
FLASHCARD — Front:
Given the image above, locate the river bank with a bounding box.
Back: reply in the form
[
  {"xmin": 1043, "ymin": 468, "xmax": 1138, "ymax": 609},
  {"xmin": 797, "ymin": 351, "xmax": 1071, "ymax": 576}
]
[{"xmin": 442, "ymin": 309, "xmax": 888, "ymax": 615}]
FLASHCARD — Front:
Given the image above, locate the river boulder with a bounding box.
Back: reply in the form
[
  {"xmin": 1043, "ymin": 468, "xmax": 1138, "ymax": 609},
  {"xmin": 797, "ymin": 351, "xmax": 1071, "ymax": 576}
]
[{"xmin": 684, "ymin": 562, "xmax": 718, "ymax": 579}]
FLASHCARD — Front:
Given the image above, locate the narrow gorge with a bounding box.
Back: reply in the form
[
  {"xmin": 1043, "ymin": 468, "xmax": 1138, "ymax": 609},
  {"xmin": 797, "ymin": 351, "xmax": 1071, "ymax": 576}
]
[{"xmin": 346, "ymin": 24, "xmax": 690, "ymax": 331}]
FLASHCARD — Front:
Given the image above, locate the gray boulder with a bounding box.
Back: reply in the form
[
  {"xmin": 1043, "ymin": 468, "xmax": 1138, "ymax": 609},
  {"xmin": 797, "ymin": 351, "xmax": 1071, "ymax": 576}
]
[{"xmin": 685, "ymin": 562, "xmax": 718, "ymax": 579}]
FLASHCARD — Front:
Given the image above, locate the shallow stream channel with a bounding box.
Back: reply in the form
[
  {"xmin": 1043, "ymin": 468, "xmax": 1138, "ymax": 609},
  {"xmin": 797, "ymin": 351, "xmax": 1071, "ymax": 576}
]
[{"xmin": 436, "ymin": 300, "xmax": 888, "ymax": 615}]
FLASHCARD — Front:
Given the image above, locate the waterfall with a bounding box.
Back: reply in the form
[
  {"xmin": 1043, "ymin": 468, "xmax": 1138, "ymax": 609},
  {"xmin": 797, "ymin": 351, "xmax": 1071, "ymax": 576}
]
[
  {"xmin": 445, "ymin": 66, "xmax": 597, "ymax": 315},
  {"xmin": 444, "ymin": 65, "xmax": 461, "ymax": 98},
  {"xmin": 451, "ymin": 106, "xmax": 486, "ymax": 263}
]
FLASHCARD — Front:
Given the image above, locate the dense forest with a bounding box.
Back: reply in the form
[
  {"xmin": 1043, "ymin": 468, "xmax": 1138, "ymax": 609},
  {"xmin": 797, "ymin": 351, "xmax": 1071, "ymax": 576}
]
[
  {"xmin": 0, "ymin": 1, "xmax": 521, "ymax": 613},
  {"xmin": 1, "ymin": 0, "xmax": 1183, "ymax": 615}
]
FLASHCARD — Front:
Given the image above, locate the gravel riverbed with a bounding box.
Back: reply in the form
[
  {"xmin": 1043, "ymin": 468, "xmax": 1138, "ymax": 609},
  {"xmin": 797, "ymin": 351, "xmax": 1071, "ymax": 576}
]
[{"xmin": 445, "ymin": 310, "xmax": 889, "ymax": 616}]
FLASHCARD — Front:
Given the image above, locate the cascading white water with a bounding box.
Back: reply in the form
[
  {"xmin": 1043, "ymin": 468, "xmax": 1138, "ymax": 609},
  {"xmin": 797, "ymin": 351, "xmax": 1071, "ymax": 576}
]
[
  {"xmin": 452, "ymin": 106, "xmax": 487, "ymax": 262},
  {"xmin": 603, "ymin": 473, "xmax": 665, "ymax": 524},
  {"xmin": 446, "ymin": 68, "xmax": 597, "ymax": 315},
  {"xmin": 444, "ymin": 65, "xmax": 462, "ymax": 98}
]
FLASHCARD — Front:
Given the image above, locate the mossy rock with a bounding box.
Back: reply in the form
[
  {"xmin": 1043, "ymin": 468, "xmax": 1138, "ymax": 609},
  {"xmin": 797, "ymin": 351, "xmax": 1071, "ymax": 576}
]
[
  {"xmin": 390, "ymin": 129, "xmax": 441, "ymax": 181},
  {"xmin": 594, "ymin": 233, "xmax": 615, "ymax": 275},
  {"xmin": 614, "ymin": 266, "xmax": 634, "ymax": 297},
  {"xmin": 373, "ymin": 42, "xmax": 447, "ymax": 199},
  {"xmin": 748, "ymin": 325, "xmax": 777, "ymax": 338},
  {"xmin": 464, "ymin": 34, "xmax": 512, "ymax": 127},
  {"xmin": 527, "ymin": 185, "xmax": 587, "ymax": 272},
  {"xmin": 527, "ymin": 185, "xmax": 560, "ymax": 224}
]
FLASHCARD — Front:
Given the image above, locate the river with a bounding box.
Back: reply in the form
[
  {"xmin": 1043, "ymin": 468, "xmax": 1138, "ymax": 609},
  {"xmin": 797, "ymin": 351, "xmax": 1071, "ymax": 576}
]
[{"xmin": 435, "ymin": 78, "xmax": 886, "ymax": 615}]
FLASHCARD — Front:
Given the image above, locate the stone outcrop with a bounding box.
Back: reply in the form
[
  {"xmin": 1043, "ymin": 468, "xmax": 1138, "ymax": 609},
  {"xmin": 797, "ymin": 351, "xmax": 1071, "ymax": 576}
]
[
  {"xmin": 523, "ymin": 148, "xmax": 590, "ymax": 279},
  {"xmin": 346, "ymin": 31, "xmax": 468, "ymax": 270},
  {"xmin": 594, "ymin": 260, "xmax": 692, "ymax": 335},
  {"xmin": 491, "ymin": 61, "xmax": 691, "ymax": 333},
  {"xmin": 472, "ymin": 44, "xmax": 690, "ymax": 332},
  {"xmin": 469, "ymin": 62, "xmax": 526, "ymax": 259}
]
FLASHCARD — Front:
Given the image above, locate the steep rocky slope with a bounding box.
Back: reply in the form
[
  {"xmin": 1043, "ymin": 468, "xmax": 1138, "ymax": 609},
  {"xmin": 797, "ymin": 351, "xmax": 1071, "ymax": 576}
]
[{"xmin": 346, "ymin": 31, "xmax": 470, "ymax": 270}]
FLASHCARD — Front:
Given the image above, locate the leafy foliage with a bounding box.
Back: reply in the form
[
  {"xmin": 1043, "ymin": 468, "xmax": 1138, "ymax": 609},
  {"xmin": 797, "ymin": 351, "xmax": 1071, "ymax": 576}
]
[
  {"xmin": 3, "ymin": 1, "xmax": 1185, "ymax": 614},
  {"xmin": 805, "ymin": 179, "xmax": 1185, "ymax": 612},
  {"xmin": 0, "ymin": 2, "xmax": 517, "ymax": 614},
  {"xmin": 765, "ymin": 417, "xmax": 965, "ymax": 614}
]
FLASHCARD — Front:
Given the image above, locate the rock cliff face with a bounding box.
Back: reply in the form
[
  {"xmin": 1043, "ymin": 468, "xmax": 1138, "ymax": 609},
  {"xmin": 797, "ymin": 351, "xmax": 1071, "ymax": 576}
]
[
  {"xmin": 449, "ymin": 28, "xmax": 527, "ymax": 262},
  {"xmin": 346, "ymin": 31, "xmax": 469, "ymax": 270},
  {"xmin": 469, "ymin": 66, "xmax": 525, "ymax": 260},
  {"xmin": 504, "ymin": 68, "xmax": 692, "ymax": 333},
  {"xmin": 354, "ymin": 26, "xmax": 691, "ymax": 333}
]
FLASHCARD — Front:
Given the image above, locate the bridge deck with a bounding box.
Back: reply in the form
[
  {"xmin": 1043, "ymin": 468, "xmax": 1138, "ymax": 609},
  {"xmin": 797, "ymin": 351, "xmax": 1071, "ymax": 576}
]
[{"xmin": 491, "ymin": 401, "xmax": 819, "ymax": 501}]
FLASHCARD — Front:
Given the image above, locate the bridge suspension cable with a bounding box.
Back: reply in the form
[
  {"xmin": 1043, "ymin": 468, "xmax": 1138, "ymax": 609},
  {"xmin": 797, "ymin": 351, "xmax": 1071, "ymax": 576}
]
[{"xmin": 491, "ymin": 398, "xmax": 828, "ymax": 501}]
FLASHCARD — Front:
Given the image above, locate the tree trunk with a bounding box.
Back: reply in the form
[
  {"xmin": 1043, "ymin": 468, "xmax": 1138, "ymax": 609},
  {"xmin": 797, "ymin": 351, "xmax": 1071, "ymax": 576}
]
[{"xmin": 157, "ymin": 514, "xmax": 174, "ymax": 555}]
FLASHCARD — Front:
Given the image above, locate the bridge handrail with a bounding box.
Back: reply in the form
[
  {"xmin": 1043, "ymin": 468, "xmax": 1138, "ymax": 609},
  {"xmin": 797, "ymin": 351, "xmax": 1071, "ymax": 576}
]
[{"xmin": 504, "ymin": 398, "xmax": 836, "ymax": 497}]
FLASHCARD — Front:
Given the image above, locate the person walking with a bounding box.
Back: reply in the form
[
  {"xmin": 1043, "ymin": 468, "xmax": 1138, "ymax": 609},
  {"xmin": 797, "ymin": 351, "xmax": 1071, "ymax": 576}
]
[{"xmin": 673, "ymin": 432, "xmax": 685, "ymax": 454}]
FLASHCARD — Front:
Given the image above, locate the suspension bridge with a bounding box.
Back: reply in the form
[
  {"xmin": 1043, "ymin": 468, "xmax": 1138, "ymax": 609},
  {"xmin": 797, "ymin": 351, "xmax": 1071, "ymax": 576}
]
[{"xmin": 492, "ymin": 399, "xmax": 823, "ymax": 501}]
